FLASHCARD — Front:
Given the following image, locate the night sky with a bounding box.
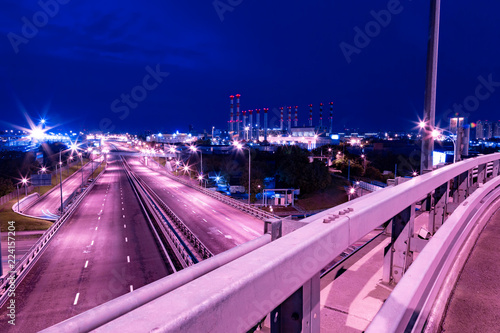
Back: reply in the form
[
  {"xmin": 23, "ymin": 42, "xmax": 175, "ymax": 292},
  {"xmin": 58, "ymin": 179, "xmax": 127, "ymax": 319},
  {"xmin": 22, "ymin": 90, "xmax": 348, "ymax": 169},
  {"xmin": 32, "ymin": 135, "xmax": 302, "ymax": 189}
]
[{"xmin": 1, "ymin": 1, "xmax": 499, "ymax": 134}]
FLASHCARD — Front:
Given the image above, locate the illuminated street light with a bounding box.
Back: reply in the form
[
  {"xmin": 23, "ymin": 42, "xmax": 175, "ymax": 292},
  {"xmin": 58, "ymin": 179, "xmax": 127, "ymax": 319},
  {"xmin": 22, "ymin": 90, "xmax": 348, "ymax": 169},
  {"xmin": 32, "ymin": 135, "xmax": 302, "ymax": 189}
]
[
  {"xmin": 348, "ymin": 187, "xmax": 356, "ymax": 201},
  {"xmin": 189, "ymin": 145, "xmax": 203, "ymax": 176},
  {"xmin": 235, "ymin": 142, "xmax": 252, "ymax": 205},
  {"xmin": 432, "ymin": 128, "xmax": 457, "ymax": 163}
]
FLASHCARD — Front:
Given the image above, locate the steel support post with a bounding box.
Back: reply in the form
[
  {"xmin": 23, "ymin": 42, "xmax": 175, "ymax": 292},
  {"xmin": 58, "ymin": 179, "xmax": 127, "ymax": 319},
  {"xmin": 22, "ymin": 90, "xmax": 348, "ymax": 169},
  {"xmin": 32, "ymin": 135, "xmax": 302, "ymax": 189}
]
[
  {"xmin": 492, "ymin": 160, "xmax": 500, "ymax": 179},
  {"xmin": 476, "ymin": 163, "xmax": 486, "ymax": 185},
  {"xmin": 452, "ymin": 170, "xmax": 469, "ymax": 203},
  {"xmin": 264, "ymin": 219, "xmax": 282, "ymax": 241},
  {"xmin": 428, "ymin": 182, "xmax": 448, "ymax": 234},
  {"xmin": 383, "ymin": 204, "xmax": 415, "ymax": 284},
  {"xmin": 270, "ymin": 273, "xmax": 320, "ymax": 333},
  {"xmin": 265, "ymin": 218, "xmax": 320, "ymax": 333}
]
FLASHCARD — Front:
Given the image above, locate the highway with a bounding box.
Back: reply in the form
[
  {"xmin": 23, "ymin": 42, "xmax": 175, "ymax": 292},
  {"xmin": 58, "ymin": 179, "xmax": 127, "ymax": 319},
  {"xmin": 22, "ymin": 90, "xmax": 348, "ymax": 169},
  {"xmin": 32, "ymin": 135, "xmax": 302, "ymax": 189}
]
[
  {"xmin": 125, "ymin": 157, "xmax": 264, "ymax": 255},
  {"xmin": 0, "ymin": 156, "xmax": 169, "ymax": 332},
  {"xmin": 23, "ymin": 157, "xmax": 102, "ymax": 220}
]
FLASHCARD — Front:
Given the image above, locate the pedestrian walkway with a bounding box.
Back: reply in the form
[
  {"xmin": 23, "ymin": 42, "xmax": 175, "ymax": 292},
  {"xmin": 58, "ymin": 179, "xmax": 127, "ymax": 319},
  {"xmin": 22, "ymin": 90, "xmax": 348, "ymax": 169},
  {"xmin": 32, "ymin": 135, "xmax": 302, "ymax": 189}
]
[
  {"xmin": 440, "ymin": 208, "xmax": 500, "ymax": 333},
  {"xmin": 320, "ymin": 236, "xmax": 393, "ymax": 332}
]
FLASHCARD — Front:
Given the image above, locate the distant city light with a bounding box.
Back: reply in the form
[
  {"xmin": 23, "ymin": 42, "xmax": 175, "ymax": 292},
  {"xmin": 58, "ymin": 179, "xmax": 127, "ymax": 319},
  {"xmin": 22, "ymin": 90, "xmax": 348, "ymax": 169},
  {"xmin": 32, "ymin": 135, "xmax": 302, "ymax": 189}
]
[{"xmin": 30, "ymin": 127, "xmax": 46, "ymax": 140}]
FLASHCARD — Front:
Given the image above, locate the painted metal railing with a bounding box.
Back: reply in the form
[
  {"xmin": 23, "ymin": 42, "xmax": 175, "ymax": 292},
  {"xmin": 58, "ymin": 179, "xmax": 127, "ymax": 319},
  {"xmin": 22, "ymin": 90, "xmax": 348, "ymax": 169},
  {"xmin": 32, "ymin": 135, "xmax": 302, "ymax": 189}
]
[{"xmin": 44, "ymin": 153, "xmax": 500, "ymax": 332}]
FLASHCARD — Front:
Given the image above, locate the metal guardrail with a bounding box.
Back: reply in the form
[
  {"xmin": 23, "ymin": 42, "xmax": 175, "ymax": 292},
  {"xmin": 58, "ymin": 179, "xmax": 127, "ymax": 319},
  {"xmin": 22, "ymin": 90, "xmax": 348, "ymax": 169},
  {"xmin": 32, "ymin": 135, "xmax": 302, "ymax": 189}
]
[
  {"xmin": 122, "ymin": 158, "xmax": 213, "ymax": 264},
  {"xmin": 121, "ymin": 159, "xmax": 180, "ymax": 271},
  {"xmin": 123, "ymin": 159, "xmax": 196, "ymax": 267},
  {"xmin": 144, "ymin": 158, "xmax": 278, "ymax": 220},
  {"xmin": 367, "ymin": 177, "xmax": 500, "ymax": 333},
  {"xmin": 82, "ymin": 153, "xmax": 500, "ymax": 332},
  {"xmin": 12, "ymin": 193, "xmax": 39, "ymax": 213},
  {"xmin": 0, "ymin": 166, "xmax": 106, "ymax": 308}
]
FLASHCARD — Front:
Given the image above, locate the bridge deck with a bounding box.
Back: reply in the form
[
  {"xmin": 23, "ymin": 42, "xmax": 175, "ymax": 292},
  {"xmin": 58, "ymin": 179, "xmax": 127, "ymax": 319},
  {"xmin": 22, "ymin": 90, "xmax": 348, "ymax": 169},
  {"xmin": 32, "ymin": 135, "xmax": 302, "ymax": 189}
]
[{"xmin": 440, "ymin": 207, "xmax": 500, "ymax": 332}]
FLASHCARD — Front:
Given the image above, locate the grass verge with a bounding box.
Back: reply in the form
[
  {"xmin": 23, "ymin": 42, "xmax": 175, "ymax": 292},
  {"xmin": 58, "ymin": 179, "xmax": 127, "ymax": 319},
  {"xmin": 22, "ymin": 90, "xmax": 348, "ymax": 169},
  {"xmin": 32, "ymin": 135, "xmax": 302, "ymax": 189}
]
[{"xmin": 0, "ymin": 197, "xmax": 52, "ymax": 232}]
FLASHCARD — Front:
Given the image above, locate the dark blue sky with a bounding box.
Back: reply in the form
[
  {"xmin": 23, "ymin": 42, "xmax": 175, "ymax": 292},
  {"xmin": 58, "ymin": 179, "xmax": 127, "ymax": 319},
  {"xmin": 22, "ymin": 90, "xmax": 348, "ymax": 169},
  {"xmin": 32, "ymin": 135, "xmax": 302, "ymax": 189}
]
[{"xmin": 1, "ymin": 0, "xmax": 499, "ymax": 133}]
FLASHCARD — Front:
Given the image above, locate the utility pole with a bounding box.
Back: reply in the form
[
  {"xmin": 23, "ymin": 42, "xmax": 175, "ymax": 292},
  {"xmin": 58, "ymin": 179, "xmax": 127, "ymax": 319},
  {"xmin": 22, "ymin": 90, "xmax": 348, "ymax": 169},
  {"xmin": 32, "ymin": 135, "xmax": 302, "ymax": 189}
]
[{"xmin": 420, "ymin": 0, "xmax": 441, "ymax": 174}]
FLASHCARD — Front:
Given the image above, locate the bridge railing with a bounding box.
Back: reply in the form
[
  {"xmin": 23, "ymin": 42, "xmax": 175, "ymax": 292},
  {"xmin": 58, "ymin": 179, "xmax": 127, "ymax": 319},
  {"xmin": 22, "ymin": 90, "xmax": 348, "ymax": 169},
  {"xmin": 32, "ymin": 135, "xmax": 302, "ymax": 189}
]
[
  {"xmin": 45, "ymin": 153, "xmax": 500, "ymax": 332},
  {"xmin": 367, "ymin": 177, "xmax": 500, "ymax": 333}
]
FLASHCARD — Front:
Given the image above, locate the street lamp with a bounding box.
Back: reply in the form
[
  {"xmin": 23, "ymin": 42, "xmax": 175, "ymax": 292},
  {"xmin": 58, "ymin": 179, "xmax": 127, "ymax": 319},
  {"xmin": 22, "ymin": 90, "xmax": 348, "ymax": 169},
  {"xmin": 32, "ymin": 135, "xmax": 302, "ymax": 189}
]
[
  {"xmin": 348, "ymin": 187, "xmax": 355, "ymax": 201},
  {"xmin": 189, "ymin": 145, "xmax": 203, "ymax": 176},
  {"xmin": 235, "ymin": 142, "xmax": 252, "ymax": 205},
  {"xmin": 21, "ymin": 178, "xmax": 28, "ymax": 197},
  {"xmin": 432, "ymin": 128, "xmax": 457, "ymax": 163},
  {"xmin": 198, "ymin": 174, "xmax": 205, "ymax": 187},
  {"xmin": 78, "ymin": 152, "xmax": 84, "ymax": 191},
  {"xmin": 258, "ymin": 184, "xmax": 263, "ymax": 205},
  {"xmin": 58, "ymin": 150, "xmax": 64, "ymax": 213},
  {"xmin": 361, "ymin": 154, "xmax": 366, "ymax": 173},
  {"xmin": 15, "ymin": 177, "xmax": 28, "ymax": 212},
  {"xmin": 67, "ymin": 155, "xmax": 73, "ymax": 177}
]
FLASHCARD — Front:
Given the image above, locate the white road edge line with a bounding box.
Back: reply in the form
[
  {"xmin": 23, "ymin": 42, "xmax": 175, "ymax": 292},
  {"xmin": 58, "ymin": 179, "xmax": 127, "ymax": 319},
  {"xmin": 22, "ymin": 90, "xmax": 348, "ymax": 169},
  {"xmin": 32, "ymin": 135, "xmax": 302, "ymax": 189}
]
[{"xmin": 84, "ymin": 260, "xmax": 89, "ymax": 268}]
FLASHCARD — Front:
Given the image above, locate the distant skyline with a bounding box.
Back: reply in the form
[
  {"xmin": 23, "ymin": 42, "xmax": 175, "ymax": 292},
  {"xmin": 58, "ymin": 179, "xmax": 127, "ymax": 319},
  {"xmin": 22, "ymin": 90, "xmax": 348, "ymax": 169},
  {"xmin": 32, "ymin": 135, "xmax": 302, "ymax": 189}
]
[{"xmin": 1, "ymin": 1, "xmax": 500, "ymax": 134}]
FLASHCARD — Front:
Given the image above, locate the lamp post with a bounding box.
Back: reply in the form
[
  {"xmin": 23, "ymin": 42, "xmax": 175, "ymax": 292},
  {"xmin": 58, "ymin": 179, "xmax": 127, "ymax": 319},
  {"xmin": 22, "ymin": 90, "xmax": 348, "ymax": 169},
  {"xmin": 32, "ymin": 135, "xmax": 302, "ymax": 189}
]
[
  {"xmin": 59, "ymin": 151, "xmax": 63, "ymax": 213},
  {"xmin": 361, "ymin": 154, "xmax": 366, "ymax": 173},
  {"xmin": 78, "ymin": 152, "xmax": 83, "ymax": 191},
  {"xmin": 236, "ymin": 142, "xmax": 251, "ymax": 205},
  {"xmin": 38, "ymin": 166, "xmax": 47, "ymax": 194},
  {"xmin": 67, "ymin": 155, "xmax": 73, "ymax": 177},
  {"xmin": 22, "ymin": 178, "xmax": 28, "ymax": 196},
  {"xmin": 189, "ymin": 145, "xmax": 203, "ymax": 177},
  {"xmin": 16, "ymin": 183, "xmax": 20, "ymax": 212},
  {"xmin": 87, "ymin": 148, "xmax": 94, "ymax": 179},
  {"xmin": 348, "ymin": 187, "xmax": 355, "ymax": 201},
  {"xmin": 429, "ymin": 127, "xmax": 457, "ymax": 164},
  {"xmin": 258, "ymin": 184, "xmax": 262, "ymax": 206}
]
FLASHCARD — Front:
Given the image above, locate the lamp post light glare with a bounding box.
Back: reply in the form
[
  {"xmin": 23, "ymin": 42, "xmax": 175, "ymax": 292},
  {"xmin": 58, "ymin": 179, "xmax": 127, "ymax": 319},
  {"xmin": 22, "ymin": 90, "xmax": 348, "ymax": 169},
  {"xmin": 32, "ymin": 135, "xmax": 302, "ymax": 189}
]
[
  {"xmin": 21, "ymin": 178, "xmax": 28, "ymax": 196},
  {"xmin": 235, "ymin": 142, "xmax": 252, "ymax": 205},
  {"xmin": 189, "ymin": 145, "xmax": 203, "ymax": 176},
  {"xmin": 348, "ymin": 187, "xmax": 355, "ymax": 201},
  {"xmin": 432, "ymin": 128, "xmax": 457, "ymax": 163}
]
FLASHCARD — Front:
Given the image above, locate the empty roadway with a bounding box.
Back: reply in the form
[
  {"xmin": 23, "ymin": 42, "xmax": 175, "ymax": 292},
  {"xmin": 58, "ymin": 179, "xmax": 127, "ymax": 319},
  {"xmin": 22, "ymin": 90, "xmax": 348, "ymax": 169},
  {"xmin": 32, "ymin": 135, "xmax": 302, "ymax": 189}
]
[
  {"xmin": 0, "ymin": 156, "xmax": 169, "ymax": 332},
  {"xmin": 125, "ymin": 157, "xmax": 264, "ymax": 255}
]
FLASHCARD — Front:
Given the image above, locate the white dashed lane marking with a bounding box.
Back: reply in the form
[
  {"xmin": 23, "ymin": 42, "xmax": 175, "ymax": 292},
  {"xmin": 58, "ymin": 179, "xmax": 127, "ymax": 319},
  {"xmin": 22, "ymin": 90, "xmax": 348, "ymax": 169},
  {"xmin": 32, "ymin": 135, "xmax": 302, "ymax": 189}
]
[{"xmin": 73, "ymin": 293, "xmax": 80, "ymax": 305}]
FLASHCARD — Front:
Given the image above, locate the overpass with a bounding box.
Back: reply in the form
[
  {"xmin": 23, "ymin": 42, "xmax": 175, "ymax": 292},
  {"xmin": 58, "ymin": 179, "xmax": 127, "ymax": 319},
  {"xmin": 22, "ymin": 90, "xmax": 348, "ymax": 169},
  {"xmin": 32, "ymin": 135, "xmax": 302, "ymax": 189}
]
[{"xmin": 38, "ymin": 152, "xmax": 500, "ymax": 332}]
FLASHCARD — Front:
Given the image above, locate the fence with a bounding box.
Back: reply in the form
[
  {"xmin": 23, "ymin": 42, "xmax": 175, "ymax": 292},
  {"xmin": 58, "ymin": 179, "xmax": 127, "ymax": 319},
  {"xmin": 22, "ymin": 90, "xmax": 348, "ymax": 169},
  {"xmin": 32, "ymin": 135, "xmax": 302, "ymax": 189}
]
[{"xmin": 0, "ymin": 186, "xmax": 35, "ymax": 206}]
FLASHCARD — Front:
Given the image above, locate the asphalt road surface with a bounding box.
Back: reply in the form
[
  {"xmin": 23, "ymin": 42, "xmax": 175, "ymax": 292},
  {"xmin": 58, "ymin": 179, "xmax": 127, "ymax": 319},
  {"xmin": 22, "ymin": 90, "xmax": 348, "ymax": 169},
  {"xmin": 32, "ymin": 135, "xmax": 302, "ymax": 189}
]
[
  {"xmin": 23, "ymin": 157, "xmax": 102, "ymax": 220},
  {"xmin": 126, "ymin": 157, "xmax": 264, "ymax": 255},
  {"xmin": 0, "ymin": 156, "xmax": 169, "ymax": 332}
]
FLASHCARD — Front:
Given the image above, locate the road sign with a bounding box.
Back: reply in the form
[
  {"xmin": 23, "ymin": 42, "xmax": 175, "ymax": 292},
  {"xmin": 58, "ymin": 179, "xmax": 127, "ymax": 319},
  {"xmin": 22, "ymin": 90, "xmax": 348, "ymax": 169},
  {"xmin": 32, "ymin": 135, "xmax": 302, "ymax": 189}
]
[{"xmin": 31, "ymin": 174, "xmax": 51, "ymax": 186}]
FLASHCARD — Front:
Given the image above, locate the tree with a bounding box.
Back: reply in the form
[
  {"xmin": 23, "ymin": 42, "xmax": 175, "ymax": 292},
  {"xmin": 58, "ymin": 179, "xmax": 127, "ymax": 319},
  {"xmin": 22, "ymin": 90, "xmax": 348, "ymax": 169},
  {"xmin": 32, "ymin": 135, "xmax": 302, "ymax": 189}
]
[
  {"xmin": 0, "ymin": 178, "xmax": 14, "ymax": 197},
  {"xmin": 364, "ymin": 166, "xmax": 384, "ymax": 181},
  {"xmin": 274, "ymin": 146, "xmax": 331, "ymax": 195}
]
